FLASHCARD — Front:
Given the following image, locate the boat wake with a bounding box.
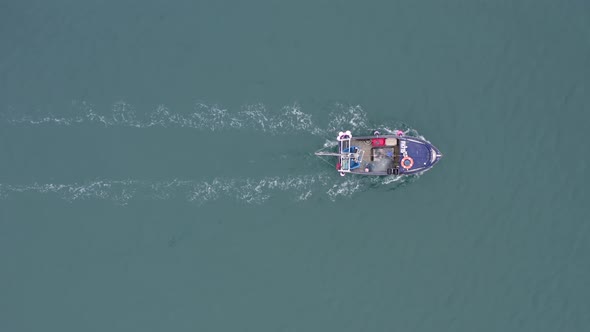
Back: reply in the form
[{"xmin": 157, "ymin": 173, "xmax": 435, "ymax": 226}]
[
  {"xmin": 1, "ymin": 101, "xmax": 427, "ymax": 204},
  {"xmin": 0, "ymin": 173, "xmax": 413, "ymax": 205},
  {"xmin": 2, "ymin": 101, "xmax": 418, "ymax": 138}
]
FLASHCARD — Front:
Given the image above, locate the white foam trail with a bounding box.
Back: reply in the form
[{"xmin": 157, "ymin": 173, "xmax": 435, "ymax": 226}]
[
  {"xmin": 326, "ymin": 177, "xmax": 363, "ymax": 199},
  {"xmin": 4, "ymin": 101, "xmax": 328, "ymax": 134},
  {"xmin": 325, "ymin": 104, "xmax": 369, "ymax": 133},
  {"xmin": 0, "ymin": 172, "xmax": 413, "ymax": 205},
  {"xmin": 381, "ymin": 126, "xmax": 426, "ymax": 140},
  {"xmin": 323, "ymin": 140, "xmax": 338, "ymax": 148},
  {"xmin": 3, "ymin": 101, "xmax": 413, "ymax": 138},
  {"xmin": 379, "ymin": 175, "xmax": 404, "ymax": 185}
]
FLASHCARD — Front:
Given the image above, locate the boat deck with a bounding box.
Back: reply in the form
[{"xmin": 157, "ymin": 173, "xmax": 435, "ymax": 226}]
[
  {"xmin": 317, "ymin": 131, "xmax": 442, "ymax": 176},
  {"xmin": 348, "ymin": 137, "xmax": 400, "ymax": 174}
]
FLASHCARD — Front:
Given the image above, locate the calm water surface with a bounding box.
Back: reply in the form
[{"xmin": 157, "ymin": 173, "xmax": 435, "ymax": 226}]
[{"xmin": 1, "ymin": 1, "xmax": 589, "ymax": 331}]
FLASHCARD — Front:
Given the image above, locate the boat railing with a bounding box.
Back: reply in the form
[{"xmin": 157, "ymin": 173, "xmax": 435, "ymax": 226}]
[{"xmin": 339, "ymin": 136, "xmax": 352, "ymax": 172}]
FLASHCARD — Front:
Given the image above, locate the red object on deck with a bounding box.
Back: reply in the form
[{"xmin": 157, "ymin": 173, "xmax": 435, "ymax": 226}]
[{"xmin": 371, "ymin": 138, "xmax": 386, "ymax": 147}]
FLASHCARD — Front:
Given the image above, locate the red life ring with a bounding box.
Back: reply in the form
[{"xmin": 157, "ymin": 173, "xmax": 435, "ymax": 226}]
[{"xmin": 401, "ymin": 156, "xmax": 414, "ymax": 169}]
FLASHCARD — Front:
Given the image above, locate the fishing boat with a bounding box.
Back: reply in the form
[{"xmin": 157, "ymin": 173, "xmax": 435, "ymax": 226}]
[{"xmin": 315, "ymin": 130, "xmax": 442, "ymax": 176}]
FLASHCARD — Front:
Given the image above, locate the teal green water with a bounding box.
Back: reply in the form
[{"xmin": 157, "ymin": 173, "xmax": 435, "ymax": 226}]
[{"xmin": 1, "ymin": 1, "xmax": 589, "ymax": 331}]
